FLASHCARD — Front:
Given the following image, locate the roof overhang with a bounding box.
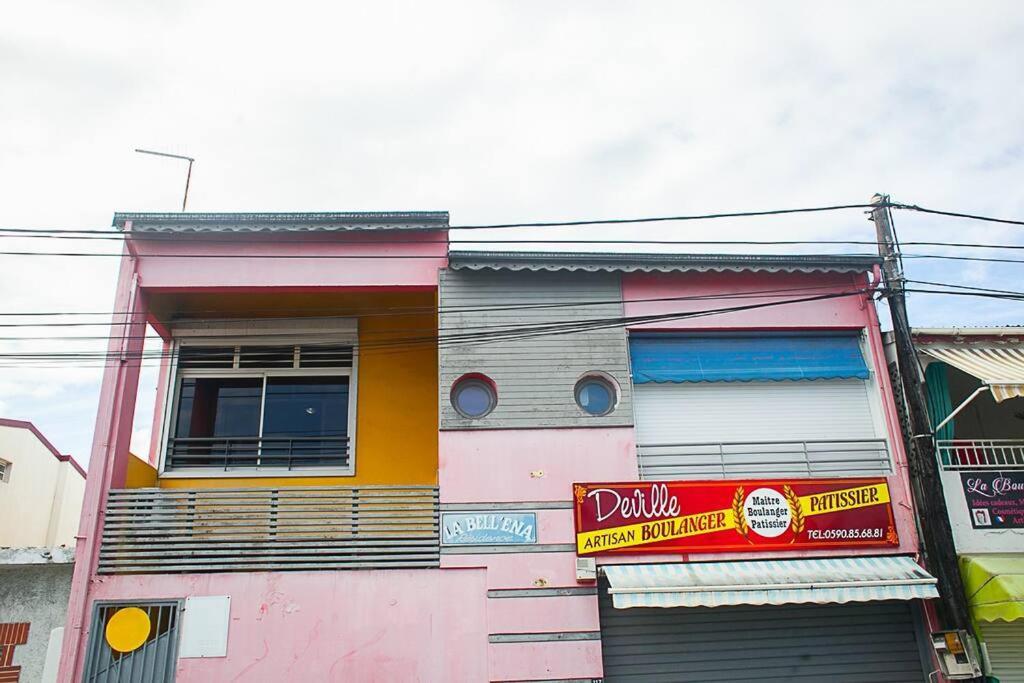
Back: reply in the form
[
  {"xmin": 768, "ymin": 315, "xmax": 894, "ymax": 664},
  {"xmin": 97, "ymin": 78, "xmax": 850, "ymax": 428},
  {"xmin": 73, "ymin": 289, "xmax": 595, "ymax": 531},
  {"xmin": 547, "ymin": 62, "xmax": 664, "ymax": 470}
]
[
  {"xmin": 113, "ymin": 211, "xmax": 450, "ymax": 234},
  {"xmin": 448, "ymin": 250, "xmax": 881, "ymax": 275}
]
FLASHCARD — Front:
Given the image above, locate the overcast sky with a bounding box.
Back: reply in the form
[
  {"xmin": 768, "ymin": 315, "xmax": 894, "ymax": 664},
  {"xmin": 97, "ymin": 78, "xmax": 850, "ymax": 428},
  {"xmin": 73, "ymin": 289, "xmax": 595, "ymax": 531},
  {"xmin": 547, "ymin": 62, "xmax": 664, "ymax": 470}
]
[{"xmin": 2, "ymin": 1, "xmax": 1023, "ymax": 465}]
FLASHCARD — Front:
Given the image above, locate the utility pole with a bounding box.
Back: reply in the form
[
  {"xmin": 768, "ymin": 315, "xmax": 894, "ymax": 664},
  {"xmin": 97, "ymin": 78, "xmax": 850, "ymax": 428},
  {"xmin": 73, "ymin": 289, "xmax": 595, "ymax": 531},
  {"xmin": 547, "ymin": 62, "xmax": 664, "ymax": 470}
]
[{"xmin": 871, "ymin": 194, "xmax": 980, "ymax": 660}]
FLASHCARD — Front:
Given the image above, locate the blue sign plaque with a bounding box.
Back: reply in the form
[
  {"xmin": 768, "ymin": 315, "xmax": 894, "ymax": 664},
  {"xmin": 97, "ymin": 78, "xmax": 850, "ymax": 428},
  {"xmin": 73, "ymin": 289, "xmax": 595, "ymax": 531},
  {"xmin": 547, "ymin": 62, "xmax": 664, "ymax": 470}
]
[{"xmin": 441, "ymin": 511, "xmax": 538, "ymax": 546}]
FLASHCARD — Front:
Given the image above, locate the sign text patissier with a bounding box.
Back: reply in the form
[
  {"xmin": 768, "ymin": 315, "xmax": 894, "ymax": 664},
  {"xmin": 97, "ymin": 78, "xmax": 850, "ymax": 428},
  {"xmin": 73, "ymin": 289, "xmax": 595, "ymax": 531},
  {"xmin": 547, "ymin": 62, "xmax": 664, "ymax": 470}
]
[{"xmin": 573, "ymin": 478, "xmax": 898, "ymax": 555}]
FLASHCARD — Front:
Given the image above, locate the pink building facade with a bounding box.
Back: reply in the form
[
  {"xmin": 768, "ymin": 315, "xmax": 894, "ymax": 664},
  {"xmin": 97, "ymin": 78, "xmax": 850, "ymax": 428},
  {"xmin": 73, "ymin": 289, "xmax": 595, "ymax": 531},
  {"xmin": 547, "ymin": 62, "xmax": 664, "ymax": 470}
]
[{"xmin": 61, "ymin": 218, "xmax": 942, "ymax": 682}]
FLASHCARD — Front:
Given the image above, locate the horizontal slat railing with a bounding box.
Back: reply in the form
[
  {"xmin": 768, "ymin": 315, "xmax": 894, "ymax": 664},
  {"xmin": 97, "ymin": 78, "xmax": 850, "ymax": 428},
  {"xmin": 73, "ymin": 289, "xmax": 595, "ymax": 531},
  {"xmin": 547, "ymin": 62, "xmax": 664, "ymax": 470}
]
[
  {"xmin": 166, "ymin": 436, "xmax": 349, "ymax": 471},
  {"xmin": 99, "ymin": 486, "xmax": 439, "ymax": 574},
  {"xmin": 937, "ymin": 439, "xmax": 1024, "ymax": 470},
  {"xmin": 638, "ymin": 438, "xmax": 891, "ymax": 480}
]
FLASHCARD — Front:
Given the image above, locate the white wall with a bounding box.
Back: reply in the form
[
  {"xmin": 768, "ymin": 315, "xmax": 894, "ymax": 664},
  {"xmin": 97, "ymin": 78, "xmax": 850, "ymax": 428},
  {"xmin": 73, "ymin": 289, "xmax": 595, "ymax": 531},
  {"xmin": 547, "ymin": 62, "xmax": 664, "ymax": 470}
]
[
  {"xmin": 0, "ymin": 424, "xmax": 85, "ymax": 547},
  {"xmin": 940, "ymin": 469, "xmax": 1024, "ymax": 554}
]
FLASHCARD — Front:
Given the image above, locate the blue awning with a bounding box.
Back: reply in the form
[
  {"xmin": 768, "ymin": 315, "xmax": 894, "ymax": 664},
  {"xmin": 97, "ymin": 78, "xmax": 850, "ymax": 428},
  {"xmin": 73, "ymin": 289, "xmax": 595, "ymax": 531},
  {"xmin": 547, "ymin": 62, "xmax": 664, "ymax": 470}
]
[
  {"xmin": 603, "ymin": 556, "xmax": 938, "ymax": 609},
  {"xmin": 629, "ymin": 334, "xmax": 869, "ymax": 384}
]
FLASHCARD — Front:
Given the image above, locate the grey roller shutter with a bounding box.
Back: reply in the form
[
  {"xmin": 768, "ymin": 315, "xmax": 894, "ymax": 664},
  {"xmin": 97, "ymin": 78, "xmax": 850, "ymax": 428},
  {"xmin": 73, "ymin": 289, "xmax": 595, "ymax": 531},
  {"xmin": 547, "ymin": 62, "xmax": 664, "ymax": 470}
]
[
  {"xmin": 634, "ymin": 380, "xmax": 891, "ymax": 478},
  {"xmin": 599, "ymin": 588, "xmax": 927, "ymax": 682},
  {"xmin": 982, "ymin": 623, "xmax": 1024, "ymax": 682}
]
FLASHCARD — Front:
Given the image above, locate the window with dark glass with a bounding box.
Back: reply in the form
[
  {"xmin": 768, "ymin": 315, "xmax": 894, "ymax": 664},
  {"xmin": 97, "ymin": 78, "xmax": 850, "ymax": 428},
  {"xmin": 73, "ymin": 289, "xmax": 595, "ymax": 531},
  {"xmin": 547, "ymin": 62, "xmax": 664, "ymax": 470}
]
[{"xmin": 166, "ymin": 343, "xmax": 354, "ymax": 472}]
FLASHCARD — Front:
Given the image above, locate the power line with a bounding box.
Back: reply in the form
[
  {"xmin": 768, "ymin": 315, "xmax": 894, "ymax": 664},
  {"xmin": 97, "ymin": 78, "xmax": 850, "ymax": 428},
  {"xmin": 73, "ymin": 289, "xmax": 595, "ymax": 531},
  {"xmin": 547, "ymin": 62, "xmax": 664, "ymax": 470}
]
[
  {"xmin": 893, "ymin": 203, "xmax": 1024, "ymax": 227},
  {"xmin": 3, "ymin": 285, "xmax": 1021, "ymax": 370},
  {"xmin": 3, "ymin": 231, "xmax": 1024, "ymax": 255},
  {"xmin": 0, "ymin": 284, "xmax": 872, "ymax": 326},
  {"xmin": 0, "ymin": 203, "xmax": 879, "ymax": 237},
  {"xmin": 3, "ymin": 284, "xmax": 1023, "ymax": 368},
  {"xmin": 0, "ymin": 289, "xmax": 874, "ymax": 367}
]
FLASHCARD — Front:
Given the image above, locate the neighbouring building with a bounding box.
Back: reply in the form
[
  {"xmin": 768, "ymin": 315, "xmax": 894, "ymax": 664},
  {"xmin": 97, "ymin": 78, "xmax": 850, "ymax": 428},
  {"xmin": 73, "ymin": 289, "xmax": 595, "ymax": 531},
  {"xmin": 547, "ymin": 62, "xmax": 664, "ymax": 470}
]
[
  {"xmin": 0, "ymin": 418, "xmax": 85, "ymax": 683},
  {"xmin": 887, "ymin": 327, "xmax": 1024, "ymax": 681},
  {"xmin": 59, "ymin": 212, "xmax": 945, "ymax": 681}
]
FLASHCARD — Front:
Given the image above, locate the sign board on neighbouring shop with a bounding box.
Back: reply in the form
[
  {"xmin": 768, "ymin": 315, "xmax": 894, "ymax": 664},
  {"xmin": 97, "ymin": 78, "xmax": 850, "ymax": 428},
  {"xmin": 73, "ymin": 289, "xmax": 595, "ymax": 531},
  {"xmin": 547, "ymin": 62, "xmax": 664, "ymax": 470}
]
[
  {"xmin": 572, "ymin": 478, "xmax": 898, "ymax": 555},
  {"xmin": 441, "ymin": 511, "xmax": 537, "ymax": 546},
  {"xmin": 960, "ymin": 471, "xmax": 1024, "ymax": 529}
]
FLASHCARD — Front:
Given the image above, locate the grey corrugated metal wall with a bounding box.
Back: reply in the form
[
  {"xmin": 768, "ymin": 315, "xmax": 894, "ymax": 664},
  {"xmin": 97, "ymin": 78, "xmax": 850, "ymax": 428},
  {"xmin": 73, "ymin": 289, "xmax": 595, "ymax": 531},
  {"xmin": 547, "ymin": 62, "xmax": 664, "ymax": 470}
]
[
  {"xmin": 438, "ymin": 268, "xmax": 633, "ymax": 429},
  {"xmin": 598, "ymin": 589, "xmax": 928, "ymax": 682}
]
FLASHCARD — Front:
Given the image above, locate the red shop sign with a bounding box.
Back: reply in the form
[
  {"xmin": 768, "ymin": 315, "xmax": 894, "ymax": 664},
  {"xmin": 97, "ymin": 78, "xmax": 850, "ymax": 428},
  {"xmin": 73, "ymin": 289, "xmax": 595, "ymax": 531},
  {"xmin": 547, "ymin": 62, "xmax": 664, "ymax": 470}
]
[{"xmin": 572, "ymin": 478, "xmax": 898, "ymax": 555}]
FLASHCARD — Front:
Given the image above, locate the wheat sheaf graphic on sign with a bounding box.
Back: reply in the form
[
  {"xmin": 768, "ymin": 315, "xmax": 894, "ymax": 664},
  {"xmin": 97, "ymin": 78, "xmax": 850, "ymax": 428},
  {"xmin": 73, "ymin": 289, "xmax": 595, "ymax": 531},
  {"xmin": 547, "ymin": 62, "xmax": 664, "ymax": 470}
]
[
  {"xmin": 783, "ymin": 485, "xmax": 805, "ymax": 543},
  {"xmin": 732, "ymin": 486, "xmax": 752, "ymax": 543}
]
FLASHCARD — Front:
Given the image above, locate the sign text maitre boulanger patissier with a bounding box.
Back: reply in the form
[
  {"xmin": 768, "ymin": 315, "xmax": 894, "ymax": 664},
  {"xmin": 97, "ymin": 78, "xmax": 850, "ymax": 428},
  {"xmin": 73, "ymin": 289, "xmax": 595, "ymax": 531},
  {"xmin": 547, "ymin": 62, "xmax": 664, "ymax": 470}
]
[{"xmin": 572, "ymin": 478, "xmax": 899, "ymax": 555}]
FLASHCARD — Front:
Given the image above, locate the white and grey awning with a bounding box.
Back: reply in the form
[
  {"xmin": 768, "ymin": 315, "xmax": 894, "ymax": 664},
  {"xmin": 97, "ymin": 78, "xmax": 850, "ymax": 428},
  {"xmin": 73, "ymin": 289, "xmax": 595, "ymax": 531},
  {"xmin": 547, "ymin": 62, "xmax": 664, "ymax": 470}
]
[
  {"xmin": 603, "ymin": 556, "xmax": 938, "ymax": 609},
  {"xmin": 922, "ymin": 346, "xmax": 1024, "ymax": 402}
]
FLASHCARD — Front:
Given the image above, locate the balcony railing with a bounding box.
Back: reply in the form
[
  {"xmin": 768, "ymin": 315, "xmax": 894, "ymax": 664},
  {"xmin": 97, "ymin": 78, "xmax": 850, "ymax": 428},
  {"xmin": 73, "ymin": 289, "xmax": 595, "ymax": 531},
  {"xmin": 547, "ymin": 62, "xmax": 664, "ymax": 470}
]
[
  {"xmin": 937, "ymin": 439, "xmax": 1024, "ymax": 470},
  {"xmin": 638, "ymin": 439, "xmax": 892, "ymax": 480},
  {"xmin": 165, "ymin": 436, "xmax": 349, "ymax": 471},
  {"xmin": 98, "ymin": 486, "xmax": 439, "ymax": 574}
]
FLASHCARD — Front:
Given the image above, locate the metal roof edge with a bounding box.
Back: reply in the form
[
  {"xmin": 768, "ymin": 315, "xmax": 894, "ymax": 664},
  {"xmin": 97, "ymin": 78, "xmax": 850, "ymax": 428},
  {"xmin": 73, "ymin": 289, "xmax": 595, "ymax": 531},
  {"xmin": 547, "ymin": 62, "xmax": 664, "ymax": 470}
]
[
  {"xmin": 447, "ymin": 250, "xmax": 881, "ymax": 274},
  {"xmin": 912, "ymin": 327, "xmax": 1024, "ymax": 337},
  {"xmin": 113, "ymin": 211, "xmax": 450, "ymax": 232}
]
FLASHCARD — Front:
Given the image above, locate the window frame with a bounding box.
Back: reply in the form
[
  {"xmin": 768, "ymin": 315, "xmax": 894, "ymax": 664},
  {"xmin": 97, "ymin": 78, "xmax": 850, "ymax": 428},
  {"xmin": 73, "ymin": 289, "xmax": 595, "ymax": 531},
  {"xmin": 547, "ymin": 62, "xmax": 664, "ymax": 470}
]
[
  {"xmin": 627, "ymin": 329, "xmax": 894, "ymax": 479},
  {"xmin": 157, "ymin": 321, "xmax": 358, "ymax": 478},
  {"xmin": 0, "ymin": 458, "xmax": 9, "ymax": 483}
]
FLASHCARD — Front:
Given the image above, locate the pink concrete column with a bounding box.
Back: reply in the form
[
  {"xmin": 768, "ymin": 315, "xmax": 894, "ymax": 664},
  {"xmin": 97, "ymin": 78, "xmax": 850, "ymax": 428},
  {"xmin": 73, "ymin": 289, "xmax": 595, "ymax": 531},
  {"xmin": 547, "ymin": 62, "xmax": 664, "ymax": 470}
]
[{"xmin": 58, "ymin": 249, "xmax": 149, "ymax": 681}]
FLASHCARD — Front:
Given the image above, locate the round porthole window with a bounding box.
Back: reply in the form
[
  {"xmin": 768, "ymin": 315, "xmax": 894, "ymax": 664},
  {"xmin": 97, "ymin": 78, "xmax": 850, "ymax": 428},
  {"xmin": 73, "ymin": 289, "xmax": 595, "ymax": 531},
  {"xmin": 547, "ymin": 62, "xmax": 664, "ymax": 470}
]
[
  {"xmin": 451, "ymin": 376, "xmax": 497, "ymax": 419},
  {"xmin": 575, "ymin": 375, "xmax": 617, "ymax": 416}
]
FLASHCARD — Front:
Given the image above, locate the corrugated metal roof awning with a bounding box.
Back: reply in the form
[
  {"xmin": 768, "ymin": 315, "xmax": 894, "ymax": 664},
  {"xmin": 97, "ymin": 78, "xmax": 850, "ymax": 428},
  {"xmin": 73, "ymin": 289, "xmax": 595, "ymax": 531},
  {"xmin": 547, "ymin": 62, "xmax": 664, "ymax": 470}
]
[
  {"xmin": 447, "ymin": 250, "xmax": 882, "ymax": 275},
  {"xmin": 922, "ymin": 346, "xmax": 1024, "ymax": 402},
  {"xmin": 113, "ymin": 211, "xmax": 450, "ymax": 233},
  {"xmin": 603, "ymin": 556, "xmax": 938, "ymax": 609}
]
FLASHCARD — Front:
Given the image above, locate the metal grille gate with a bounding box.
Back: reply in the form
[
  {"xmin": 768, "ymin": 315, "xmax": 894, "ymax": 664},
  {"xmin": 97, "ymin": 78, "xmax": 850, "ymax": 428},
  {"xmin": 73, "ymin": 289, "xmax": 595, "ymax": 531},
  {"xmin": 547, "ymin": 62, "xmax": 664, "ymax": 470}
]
[{"xmin": 83, "ymin": 602, "xmax": 180, "ymax": 683}]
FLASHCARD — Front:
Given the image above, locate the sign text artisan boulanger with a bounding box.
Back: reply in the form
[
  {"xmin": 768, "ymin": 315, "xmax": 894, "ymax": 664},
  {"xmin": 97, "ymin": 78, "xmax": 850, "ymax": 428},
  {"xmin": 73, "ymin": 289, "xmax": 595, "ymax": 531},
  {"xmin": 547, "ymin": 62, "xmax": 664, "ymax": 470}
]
[{"xmin": 572, "ymin": 478, "xmax": 898, "ymax": 555}]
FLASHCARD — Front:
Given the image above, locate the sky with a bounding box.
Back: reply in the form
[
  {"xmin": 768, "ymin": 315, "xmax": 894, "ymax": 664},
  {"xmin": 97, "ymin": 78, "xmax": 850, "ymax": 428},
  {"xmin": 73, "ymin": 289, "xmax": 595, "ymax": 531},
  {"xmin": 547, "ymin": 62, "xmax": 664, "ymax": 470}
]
[{"xmin": 1, "ymin": 1, "xmax": 1023, "ymax": 465}]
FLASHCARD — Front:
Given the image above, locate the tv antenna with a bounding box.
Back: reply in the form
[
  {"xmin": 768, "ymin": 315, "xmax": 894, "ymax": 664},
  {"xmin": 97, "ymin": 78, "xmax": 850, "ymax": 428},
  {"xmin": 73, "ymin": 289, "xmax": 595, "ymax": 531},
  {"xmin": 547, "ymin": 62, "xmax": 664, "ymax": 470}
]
[{"xmin": 134, "ymin": 148, "xmax": 195, "ymax": 211}]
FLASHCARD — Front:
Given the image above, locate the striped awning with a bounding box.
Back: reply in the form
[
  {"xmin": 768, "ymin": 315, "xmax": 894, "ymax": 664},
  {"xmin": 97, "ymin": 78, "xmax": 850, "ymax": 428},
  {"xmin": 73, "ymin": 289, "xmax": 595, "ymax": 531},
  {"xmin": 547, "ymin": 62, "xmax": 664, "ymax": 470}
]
[
  {"xmin": 922, "ymin": 346, "xmax": 1024, "ymax": 402},
  {"xmin": 603, "ymin": 556, "xmax": 938, "ymax": 609}
]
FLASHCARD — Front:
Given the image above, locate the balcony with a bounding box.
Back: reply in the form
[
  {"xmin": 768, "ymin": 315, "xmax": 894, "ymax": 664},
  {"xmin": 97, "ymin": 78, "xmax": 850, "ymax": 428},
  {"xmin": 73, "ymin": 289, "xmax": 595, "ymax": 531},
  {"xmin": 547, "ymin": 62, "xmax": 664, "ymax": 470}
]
[
  {"xmin": 98, "ymin": 486, "xmax": 439, "ymax": 574},
  {"xmin": 165, "ymin": 436, "xmax": 350, "ymax": 472},
  {"xmin": 638, "ymin": 438, "xmax": 892, "ymax": 479},
  {"xmin": 937, "ymin": 439, "xmax": 1024, "ymax": 470}
]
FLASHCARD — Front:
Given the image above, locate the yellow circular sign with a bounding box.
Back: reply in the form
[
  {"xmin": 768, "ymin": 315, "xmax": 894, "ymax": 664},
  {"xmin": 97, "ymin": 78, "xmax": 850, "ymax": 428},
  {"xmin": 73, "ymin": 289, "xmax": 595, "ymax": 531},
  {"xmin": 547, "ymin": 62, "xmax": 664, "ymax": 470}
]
[{"xmin": 105, "ymin": 607, "xmax": 151, "ymax": 653}]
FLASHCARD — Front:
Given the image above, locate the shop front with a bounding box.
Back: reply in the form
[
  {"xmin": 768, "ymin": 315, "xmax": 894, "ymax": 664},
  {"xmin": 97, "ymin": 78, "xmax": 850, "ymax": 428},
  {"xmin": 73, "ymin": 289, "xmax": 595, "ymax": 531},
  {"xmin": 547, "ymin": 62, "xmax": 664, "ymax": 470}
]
[
  {"xmin": 960, "ymin": 555, "xmax": 1024, "ymax": 681},
  {"xmin": 574, "ymin": 479, "xmax": 939, "ymax": 682}
]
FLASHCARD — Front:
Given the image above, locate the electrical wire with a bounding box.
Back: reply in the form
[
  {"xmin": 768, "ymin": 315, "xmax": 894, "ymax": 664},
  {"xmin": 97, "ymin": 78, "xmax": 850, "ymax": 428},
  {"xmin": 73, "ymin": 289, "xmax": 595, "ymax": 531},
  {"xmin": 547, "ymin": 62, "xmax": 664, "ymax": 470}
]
[
  {"xmin": 892, "ymin": 203, "xmax": 1024, "ymax": 227},
  {"xmin": 4, "ymin": 285, "xmax": 1024, "ymax": 369},
  {"xmin": 0, "ymin": 289, "xmax": 874, "ymax": 367}
]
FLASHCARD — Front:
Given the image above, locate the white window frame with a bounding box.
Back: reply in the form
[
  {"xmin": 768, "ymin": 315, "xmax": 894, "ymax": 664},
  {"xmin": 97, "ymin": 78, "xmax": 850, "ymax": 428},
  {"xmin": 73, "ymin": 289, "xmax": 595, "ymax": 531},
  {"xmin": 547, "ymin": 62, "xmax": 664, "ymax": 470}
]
[
  {"xmin": 157, "ymin": 319, "xmax": 358, "ymax": 478},
  {"xmin": 0, "ymin": 458, "xmax": 10, "ymax": 483}
]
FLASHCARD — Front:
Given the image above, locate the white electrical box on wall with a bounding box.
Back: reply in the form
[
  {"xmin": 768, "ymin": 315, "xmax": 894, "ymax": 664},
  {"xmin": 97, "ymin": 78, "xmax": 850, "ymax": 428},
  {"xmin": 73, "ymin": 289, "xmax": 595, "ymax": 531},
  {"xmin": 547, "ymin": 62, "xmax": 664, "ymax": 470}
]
[
  {"xmin": 576, "ymin": 557, "xmax": 596, "ymax": 582},
  {"xmin": 180, "ymin": 595, "xmax": 231, "ymax": 658},
  {"xmin": 931, "ymin": 630, "xmax": 983, "ymax": 680}
]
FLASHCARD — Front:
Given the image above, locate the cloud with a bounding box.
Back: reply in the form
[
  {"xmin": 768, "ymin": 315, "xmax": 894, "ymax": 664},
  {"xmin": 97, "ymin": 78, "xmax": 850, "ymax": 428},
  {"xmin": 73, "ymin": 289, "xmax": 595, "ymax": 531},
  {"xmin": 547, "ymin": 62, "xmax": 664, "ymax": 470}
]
[{"xmin": 1, "ymin": 0, "xmax": 1023, "ymax": 461}]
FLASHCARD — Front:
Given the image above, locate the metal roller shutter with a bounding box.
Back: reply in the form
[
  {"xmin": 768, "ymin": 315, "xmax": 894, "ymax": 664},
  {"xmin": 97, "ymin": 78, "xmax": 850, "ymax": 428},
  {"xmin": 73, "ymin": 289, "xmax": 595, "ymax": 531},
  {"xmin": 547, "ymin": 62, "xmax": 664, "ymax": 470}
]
[
  {"xmin": 599, "ymin": 589, "xmax": 927, "ymax": 682},
  {"xmin": 634, "ymin": 380, "xmax": 889, "ymax": 478},
  {"xmin": 982, "ymin": 623, "xmax": 1024, "ymax": 682}
]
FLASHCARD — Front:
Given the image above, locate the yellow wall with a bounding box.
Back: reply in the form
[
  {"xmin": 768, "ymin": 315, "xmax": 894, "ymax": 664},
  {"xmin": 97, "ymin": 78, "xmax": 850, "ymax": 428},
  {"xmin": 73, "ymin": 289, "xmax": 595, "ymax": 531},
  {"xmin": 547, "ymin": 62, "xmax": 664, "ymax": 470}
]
[
  {"xmin": 155, "ymin": 291, "xmax": 439, "ymax": 489},
  {"xmin": 125, "ymin": 453, "xmax": 158, "ymax": 488}
]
